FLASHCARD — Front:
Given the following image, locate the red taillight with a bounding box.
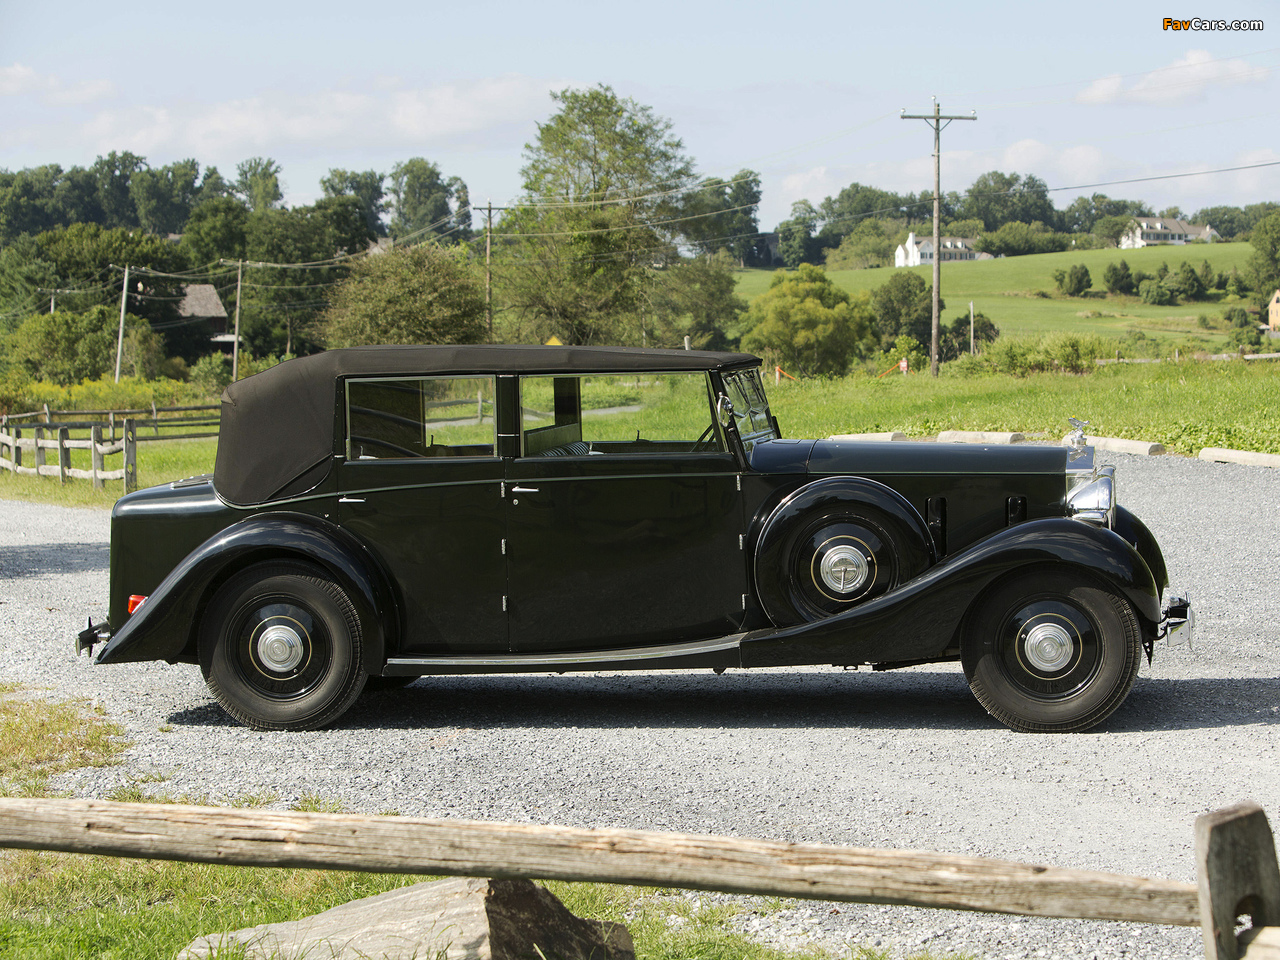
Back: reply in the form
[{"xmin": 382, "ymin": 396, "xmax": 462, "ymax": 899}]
[{"xmin": 127, "ymin": 595, "xmax": 148, "ymax": 615}]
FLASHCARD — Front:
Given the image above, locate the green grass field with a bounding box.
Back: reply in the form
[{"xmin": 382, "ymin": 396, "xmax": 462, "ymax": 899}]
[{"xmin": 736, "ymin": 242, "xmax": 1259, "ymax": 348}]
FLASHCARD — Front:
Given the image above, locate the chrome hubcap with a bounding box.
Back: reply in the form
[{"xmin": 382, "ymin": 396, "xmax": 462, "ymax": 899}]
[
  {"xmin": 1022, "ymin": 621, "xmax": 1075, "ymax": 672},
  {"xmin": 818, "ymin": 544, "xmax": 870, "ymax": 595},
  {"xmin": 256, "ymin": 621, "xmax": 305, "ymax": 673}
]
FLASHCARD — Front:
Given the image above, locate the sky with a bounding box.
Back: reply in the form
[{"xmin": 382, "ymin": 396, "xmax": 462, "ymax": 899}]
[{"xmin": 2, "ymin": 0, "xmax": 1278, "ymax": 232}]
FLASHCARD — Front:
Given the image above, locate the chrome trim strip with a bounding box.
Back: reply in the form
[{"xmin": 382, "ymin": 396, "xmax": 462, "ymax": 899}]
[{"xmin": 388, "ymin": 634, "xmax": 745, "ymax": 669}]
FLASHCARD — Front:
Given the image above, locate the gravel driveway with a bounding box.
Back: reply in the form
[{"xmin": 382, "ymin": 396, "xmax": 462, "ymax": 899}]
[{"xmin": 1, "ymin": 450, "xmax": 1277, "ymax": 959}]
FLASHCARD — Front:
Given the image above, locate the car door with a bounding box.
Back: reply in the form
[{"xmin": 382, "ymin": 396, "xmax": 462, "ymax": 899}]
[
  {"xmin": 337, "ymin": 375, "xmax": 508, "ymax": 654},
  {"xmin": 504, "ymin": 371, "xmax": 747, "ymax": 652}
]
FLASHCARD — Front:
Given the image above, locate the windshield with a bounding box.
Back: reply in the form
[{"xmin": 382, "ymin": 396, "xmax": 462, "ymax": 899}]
[{"xmin": 721, "ymin": 368, "xmax": 779, "ymax": 452}]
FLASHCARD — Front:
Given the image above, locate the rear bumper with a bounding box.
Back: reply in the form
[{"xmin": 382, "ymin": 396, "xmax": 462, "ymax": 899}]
[{"xmin": 1160, "ymin": 592, "xmax": 1193, "ymax": 649}]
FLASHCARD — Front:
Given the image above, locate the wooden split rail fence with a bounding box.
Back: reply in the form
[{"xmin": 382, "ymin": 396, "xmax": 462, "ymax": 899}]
[
  {"xmin": 0, "ymin": 403, "xmax": 219, "ymax": 492},
  {"xmin": 0, "ymin": 797, "xmax": 1276, "ymax": 959}
]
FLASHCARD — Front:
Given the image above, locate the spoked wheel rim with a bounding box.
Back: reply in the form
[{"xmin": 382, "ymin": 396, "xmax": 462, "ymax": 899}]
[
  {"xmin": 994, "ymin": 598, "xmax": 1102, "ymax": 701},
  {"xmin": 230, "ymin": 598, "xmax": 332, "ymax": 701}
]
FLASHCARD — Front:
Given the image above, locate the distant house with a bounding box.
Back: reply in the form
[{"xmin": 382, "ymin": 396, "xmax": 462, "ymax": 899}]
[
  {"xmin": 894, "ymin": 232, "xmax": 988, "ymax": 268},
  {"xmin": 1268, "ymin": 290, "xmax": 1280, "ymax": 332},
  {"xmin": 1118, "ymin": 217, "xmax": 1220, "ymax": 249},
  {"xmin": 178, "ymin": 284, "xmax": 237, "ymax": 353}
]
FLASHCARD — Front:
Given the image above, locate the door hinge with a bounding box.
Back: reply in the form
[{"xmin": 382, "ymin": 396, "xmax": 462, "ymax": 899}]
[
  {"xmin": 500, "ymin": 481, "xmax": 506, "ymax": 498},
  {"xmin": 736, "ymin": 474, "xmax": 741, "ymax": 491},
  {"xmin": 742, "ymin": 593, "xmax": 748, "ymax": 610},
  {"xmin": 738, "ymin": 534, "xmax": 744, "ymax": 550},
  {"xmin": 501, "ymin": 538, "xmax": 507, "ymax": 555},
  {"xmin": 502, "ymin": 595, "xmax": 508, "ymax": 612}
]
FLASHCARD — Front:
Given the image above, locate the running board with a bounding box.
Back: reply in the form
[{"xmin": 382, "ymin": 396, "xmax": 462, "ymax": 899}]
[{"xmin": 384, "ymin": 634, "xmax": 745, "ymax": 675}]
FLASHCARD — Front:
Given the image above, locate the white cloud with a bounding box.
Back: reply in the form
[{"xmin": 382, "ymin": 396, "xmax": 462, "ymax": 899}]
[
  {"xmin": 1077, "ymin": 50, "xmax": 1268, "ymax": 104},
  {"xmin": 76, "ymin": 75, "xmax": 568, "ymax": 161},
  {"xmin": 0, "ymin": 62, "xmax": 114, "ymax": 104}
]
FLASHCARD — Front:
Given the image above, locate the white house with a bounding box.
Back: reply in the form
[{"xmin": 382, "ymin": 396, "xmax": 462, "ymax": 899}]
[
  {"xmin": 1118, "ymin": 217, "xmax": 1220, "ymax": 249},
  {"xmin": 894, "ymin": 232, "xmax": 987, "ymax": 268}
]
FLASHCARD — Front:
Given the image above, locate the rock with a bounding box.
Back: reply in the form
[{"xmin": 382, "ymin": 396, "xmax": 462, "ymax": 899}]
[
  {"xmin": 936, "ymin": 430, "xmax": 1024, "ymax": 444},
  {"xmin": 176, "ymin": 876, "xmax": 634, "ymax": 960},
  {"xmin": 828, "ymin": 432, "xmax": 907, "ymax": 442}
]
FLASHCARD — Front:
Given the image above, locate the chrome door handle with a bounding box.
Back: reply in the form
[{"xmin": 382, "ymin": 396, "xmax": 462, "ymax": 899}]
[
  {"xmin": 510, "ymin": 486, "xmax": 539, "ymax": 493},
  {"xmin": 339, "ymin": 496, "xmax": 366, "ymax": 503}
]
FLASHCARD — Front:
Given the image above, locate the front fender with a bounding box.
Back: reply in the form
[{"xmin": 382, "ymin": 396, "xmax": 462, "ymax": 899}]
[
  {"xmin": 740, "ymin": 517, "xmax": 1160, "ymax": 668},
  {"xmin": 94, "ymin": 513, "xmax": 396, "ymax": 673}
]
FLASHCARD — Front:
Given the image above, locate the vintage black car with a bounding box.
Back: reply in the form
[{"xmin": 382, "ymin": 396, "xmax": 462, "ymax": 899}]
[{"xmin": 78, "ymin": 345, "xmax": 1190, "ymax": 733}]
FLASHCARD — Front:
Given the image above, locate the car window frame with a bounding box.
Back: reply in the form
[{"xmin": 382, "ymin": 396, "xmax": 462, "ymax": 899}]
[{"xmin": 344, "ymin": 374, "xmax": 499, "ymax": 462}]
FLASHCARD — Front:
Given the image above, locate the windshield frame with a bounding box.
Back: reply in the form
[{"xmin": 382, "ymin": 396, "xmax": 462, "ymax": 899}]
[{"xmin": 720, "ymin": 367, "xmax": 780, "ymax": 453}]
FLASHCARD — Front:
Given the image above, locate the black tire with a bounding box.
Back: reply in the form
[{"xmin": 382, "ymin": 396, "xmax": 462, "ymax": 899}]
[
  {"xmin": 198, "ymin": 562, "xmax": 366, "ymax": 731},
  {"xmin": 761, "ymin": 505, "xmax": 912, "ymax": 625},
  {"xmin": 962, "ymin": 569, "xmax": 1142, "ymax": 733}
]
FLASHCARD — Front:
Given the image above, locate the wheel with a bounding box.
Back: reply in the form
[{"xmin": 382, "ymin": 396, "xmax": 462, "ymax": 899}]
[
  {"xmin": 758, "ymin": 505, "xmax": 913, "ymax": 625},
  {"xmin": 198, "ymin": 562, "xmax": 367, "ymax": 731},
  {"xmin": 962, "ymin": 569, "xmax": 1142, "ymax": 733}
]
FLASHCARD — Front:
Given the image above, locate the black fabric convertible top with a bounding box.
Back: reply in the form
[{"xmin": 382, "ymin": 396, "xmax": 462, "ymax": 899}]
[{"xmin": 213, "ymin": 344, "xmax": 760, "ymax": 506}]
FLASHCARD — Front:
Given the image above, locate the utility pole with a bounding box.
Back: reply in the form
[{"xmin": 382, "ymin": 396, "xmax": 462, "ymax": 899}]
[
  {"xmin": 484, "ymin": 201, "xmax": 493, "ymax": 339},
  {"xmin": 232, "ymin": 260, "xmax": 243, "ymax": 382},
  {"xmin": 114, "ymin": 264, "xmax": 130, "ymax": 383},
  {"xmin": 901, "ymin": 100, "xmax": 976, "ymax": 377}
]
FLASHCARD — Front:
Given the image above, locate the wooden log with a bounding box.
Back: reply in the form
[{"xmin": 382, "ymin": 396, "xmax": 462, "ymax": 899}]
[
  {"xmin": 1197, "ymin": 803, "xmax": 1280, "ymax": 960},
  {"xmin": 91, "ymin": 425, "xmax": 103, "ymax": 489},
  {"xmin": 10, "ymin": 427, "xmax": 19, "ymax": 468},
  {"xmin": 176, "ymin": 876, "xmax": 634, "ymax": 960},
  {"xmin": 57, "ymin": 426, "xmax": 69, "ymax": 483},
  {"xmin": 123, "ymin": 419, "xmax": 137, "ymax": 492},
  {"xmin": 33, "ymin": 426, "xmax": 44, "ymax": 470},
  {"xmin": 0, "ymin": 799, "xmax": 1199, "ymax": 926}
]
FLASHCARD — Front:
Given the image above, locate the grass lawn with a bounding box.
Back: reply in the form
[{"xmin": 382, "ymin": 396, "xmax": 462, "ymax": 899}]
[{"xmin": 736, "ymin": 242, "xmax": 1258, "ymax": 349}]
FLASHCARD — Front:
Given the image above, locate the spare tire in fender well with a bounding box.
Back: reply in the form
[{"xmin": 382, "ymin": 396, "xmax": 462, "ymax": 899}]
[{"xmin": 752, "ymin": 477, "xmax": 935, "ymax": 627}]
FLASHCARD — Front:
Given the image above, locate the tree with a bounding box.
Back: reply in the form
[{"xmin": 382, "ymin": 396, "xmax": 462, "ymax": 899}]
[
  {"xmin": 1139, "ymin": 278, "xmax": 1174, "ymax": 306},
  {"xmin": 1247, "ymin": 212, "xmax": 1280, "ymax": 307},
  {"xmin": 960, "ymin": 171, "xmax": 1054, "ymax": 232},
  {"xmin": 1165, "ymin": 261, "xmax": 1205, "ymax": 301},
  {"xmin": 91, "ymin": 151, "xmax": 145, "ymax": 229},
  {"xmin": 387, "ymin": 159, "xmax": 458, "ymax": 241},
  {"xmin": 642, "ymin": 252, "xmax": 745, "ymax": 350},
  {"xmin": 940, "ymin": 310, "xmax": 998, "ymax": 362},
  {"xmin": 321, "ymin": 168, "xmax": 387, "ymax": 238},
  {"xmin": 4, "ymin": 306, "xmax": 160, "ymax": 384},
  {"xmin": 1092, "ymin": 215, "xmax": 1132, "ymax": 247},
  {"xmin": 317, "ymin": 244, "xmax": 486, "ymax": 348},
  {"xmin": 1053, "ymin": 264, "xmax": 1092, "ymax": 297},
  {"xmin": 497, "ymin": 85, "xmax": 699, "ymax": 345},
  {"xmin": 130, "ymin": 158, "xmax": 203, "ymax": 235},
  {"xmin": 182, "ymin": 197, "xmax": 250, "ymax": 265},
  {"xmin": 869, "ymin": 271, "xmax": 939, "ymax": 350},
  {"xmin": 974, "ymin": 220, "xmax": 1067, "ymax": 258},
  {"xmin": 682, "ymin": 170, "xmax": 762, "ymax": 265},
  {"xmin": 1102, "ymin": 260, "xmax": 1135, "ymax": 295},
  {"xmin": 740, "ymin": 264, "xmax": 876, "ymax": 376},
  {"xmin": 238, "ymin": 197, "xmax": 374, "ymax": 356},
  {"xmin": 777, "ymin": 200, "xmax": 819, "ymax": 268},
  {"xmin": 234, "ymin": 157, "xmax": 283, "ymax": 212},
  {"xmin": 824, "ymin": 218, "xmax": 897, "ymax": 270}
]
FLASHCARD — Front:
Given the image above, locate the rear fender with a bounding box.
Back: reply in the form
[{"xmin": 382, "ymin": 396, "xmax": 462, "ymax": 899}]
[
  {"xmin": 740, "ymin": 517, "xmax": 1160, "ymax": 667},
  {"xmin": 94, "ymin": 513, "xmax": 395, "ymax": 673}
]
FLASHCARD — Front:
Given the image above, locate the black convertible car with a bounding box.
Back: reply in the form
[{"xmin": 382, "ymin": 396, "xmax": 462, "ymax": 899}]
[{"xmin": 78, "ymin": 345, "xmax": 1189, "ymax": 732}]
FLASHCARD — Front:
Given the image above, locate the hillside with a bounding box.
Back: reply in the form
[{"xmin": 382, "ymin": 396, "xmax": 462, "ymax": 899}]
[{"xmin": 735, "ymin": 242, "xmax": 1259, "ymax": 349}]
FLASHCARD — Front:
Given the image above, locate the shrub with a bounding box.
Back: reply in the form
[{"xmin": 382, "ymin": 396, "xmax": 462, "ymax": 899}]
[{"xmin": 1139, "ymin": 278, "xmax": 1175, "ymax": 306}]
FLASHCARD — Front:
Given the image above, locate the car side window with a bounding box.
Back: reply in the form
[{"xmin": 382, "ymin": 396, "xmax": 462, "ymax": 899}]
[
  {"xmin": 346, "ymin": 376, "xmax": 496, "ymax": 460},
  {"xmin": 519, "ymin": 372, "xmax": 724, "ymax": 457}
]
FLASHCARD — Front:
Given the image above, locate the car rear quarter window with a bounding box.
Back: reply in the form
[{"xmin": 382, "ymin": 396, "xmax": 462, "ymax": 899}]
[
  {"xmin": 346, "ymin": 376, "xmax": 496, "ymax": 460},
  {"xmin": 519, "ymin": 372, "xmax": 723, "ymax": 456}
]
